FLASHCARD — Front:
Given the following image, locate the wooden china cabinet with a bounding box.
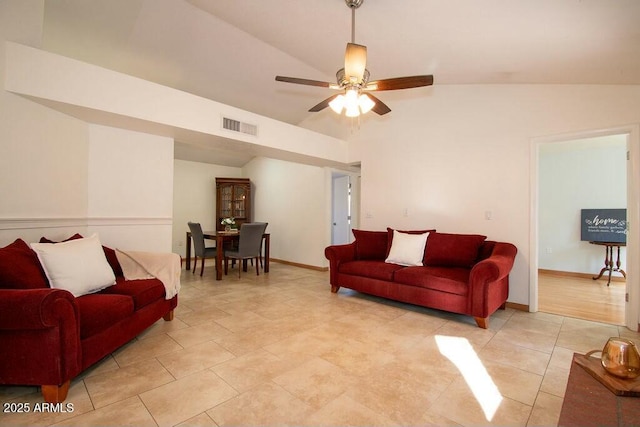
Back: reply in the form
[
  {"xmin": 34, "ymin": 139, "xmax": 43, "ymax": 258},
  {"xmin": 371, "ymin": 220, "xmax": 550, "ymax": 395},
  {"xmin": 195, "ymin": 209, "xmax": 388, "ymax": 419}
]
[{"xmin": 215, "ymin": 178, "xmax": 251, "ymax": 231}]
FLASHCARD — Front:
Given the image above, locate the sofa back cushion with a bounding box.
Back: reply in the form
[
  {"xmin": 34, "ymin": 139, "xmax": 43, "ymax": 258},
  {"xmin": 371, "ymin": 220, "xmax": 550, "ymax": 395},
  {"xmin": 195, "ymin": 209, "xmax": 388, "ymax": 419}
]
[
  {"xmin": 477, "ymin": 241, "xmax": 496, "ymax": 262},
  {"xmin": 424, "ymin": 232, "xmax": 487, "ymax": 268},
  {"xmin": 352, "ymin": 229, "xmax": 388, "ymax": 260},
  {"xmin": 0, "ymin": 239, "xmax": 49, "ymax": 289}
]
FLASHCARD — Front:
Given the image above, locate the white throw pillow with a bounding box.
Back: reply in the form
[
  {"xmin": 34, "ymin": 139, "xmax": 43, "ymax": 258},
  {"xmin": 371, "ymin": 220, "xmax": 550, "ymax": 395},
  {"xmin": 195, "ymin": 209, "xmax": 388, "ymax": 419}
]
[
  {"xmin": 385, "ymin": 230, "xmax": 430, "ymax": 266},
  {"xmin": 31, "ymin": 234, "xmax": 116, "ymax": 297}
]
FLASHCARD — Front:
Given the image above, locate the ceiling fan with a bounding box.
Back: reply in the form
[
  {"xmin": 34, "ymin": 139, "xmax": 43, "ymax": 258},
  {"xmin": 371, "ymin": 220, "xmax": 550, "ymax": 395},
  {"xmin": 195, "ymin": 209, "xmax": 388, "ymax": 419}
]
[{"xmin": 275, "ymin": 0, "xmax": 434, "ymax": 118}]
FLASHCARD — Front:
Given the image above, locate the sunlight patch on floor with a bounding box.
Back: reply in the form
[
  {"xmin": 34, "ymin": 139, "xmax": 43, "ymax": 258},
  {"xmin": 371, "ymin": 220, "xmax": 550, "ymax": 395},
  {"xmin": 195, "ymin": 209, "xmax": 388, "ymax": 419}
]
[{"xmin": 436, "ymin": 335, "xmax": 503, "ymax": 421}]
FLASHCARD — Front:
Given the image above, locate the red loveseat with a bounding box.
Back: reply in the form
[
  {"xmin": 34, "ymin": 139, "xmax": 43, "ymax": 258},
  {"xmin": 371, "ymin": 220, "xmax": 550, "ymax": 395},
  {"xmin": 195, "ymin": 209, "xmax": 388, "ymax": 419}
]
[
  {"xmin": 0, "ymin": 236, "xmax": 177, "ymax": 403},
  {"xmin": 325, "ymin": 229, "xmax": 517, "ymax": 329}
]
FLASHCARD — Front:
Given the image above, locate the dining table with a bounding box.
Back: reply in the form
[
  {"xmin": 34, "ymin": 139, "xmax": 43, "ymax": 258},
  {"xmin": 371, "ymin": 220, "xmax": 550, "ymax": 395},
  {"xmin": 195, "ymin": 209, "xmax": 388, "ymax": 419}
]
[{"xmin": 185, "ymin": 230, "xmax": 270, "ymax": 280}]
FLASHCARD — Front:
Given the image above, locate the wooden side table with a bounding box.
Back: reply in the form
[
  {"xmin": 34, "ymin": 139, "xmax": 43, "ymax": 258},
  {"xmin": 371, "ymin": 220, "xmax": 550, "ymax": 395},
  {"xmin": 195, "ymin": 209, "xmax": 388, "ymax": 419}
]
[{"xmin": 590, "ymin": 241, "xmax": 626, "ymax": 286}]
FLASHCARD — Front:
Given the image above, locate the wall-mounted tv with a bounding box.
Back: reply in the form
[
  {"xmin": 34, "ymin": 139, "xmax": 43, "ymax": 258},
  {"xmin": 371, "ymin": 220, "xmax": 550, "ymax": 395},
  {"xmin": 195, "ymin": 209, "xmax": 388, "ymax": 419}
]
[{"xmin": 580, "ymin": 209, "xmax": 627, "ymax": 243}]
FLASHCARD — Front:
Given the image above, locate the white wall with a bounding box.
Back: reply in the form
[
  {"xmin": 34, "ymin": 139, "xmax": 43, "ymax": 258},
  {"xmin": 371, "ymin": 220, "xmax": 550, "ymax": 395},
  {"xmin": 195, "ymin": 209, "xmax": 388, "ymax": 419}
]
[
  {"xmin": 86, "ymin": 124, "xmax": 175, "ymax": 252},
  {"xmin": 243, "ymin": 157, "xmax": 330, "ymax": 268},
  {"xmin": 172, "ymin": 159, "xmax": 242, "ymax": 257},
  {"xmin": 337, "ymin": 85, "xmax": 640, "ymax": 306},
  {"xmin": 0, "ymin": 0, "xmax": 89, "ymax": 244},
  {"xmin": 539, "ymin": 135, "xmax": 627, "ymax": 274},
  {"xmin": 0, "ymin": 2, "xmax": 175, "ymax": 252}
]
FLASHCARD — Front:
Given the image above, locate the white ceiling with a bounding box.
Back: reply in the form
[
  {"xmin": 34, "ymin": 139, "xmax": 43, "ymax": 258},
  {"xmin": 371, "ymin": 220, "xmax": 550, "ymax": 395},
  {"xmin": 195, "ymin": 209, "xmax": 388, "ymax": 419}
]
[{"xmin": 39, "ymin": 0, "xmax": 640, "ymax": 165}]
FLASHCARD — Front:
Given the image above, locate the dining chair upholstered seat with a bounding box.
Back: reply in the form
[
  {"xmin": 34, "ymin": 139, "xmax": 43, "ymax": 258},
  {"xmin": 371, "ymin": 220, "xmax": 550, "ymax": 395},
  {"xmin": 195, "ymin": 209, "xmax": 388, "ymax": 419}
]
[
  {"xmin": 224, "ymin": 222, "xmax": 268, "ymax": 278},
  {"xmin": 188, "ymin": 221, "xmax": 217, "ymax": 276}
]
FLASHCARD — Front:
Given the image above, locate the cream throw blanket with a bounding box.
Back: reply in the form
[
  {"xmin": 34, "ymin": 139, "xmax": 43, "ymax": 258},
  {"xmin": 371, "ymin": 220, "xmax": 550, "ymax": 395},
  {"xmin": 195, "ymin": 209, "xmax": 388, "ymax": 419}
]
[{"xmin": 115, "ymin": 249, "xmax": 181, "ymax": 299}]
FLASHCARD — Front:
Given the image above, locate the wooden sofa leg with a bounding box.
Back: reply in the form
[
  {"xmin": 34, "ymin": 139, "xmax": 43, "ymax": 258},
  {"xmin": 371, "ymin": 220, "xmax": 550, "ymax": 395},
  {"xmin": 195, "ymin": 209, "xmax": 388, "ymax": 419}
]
[
  {"xmin": 163, "ymin": 309, "xmax": 174, "ymax": 321},
  {"xmin": 41, "ymin": 380, "xmax": 70, "ymax": 403},
  {"xmin": 331, "ymin": 285, "xmax": 340, "ymax": 293},
  {"xmin": 474, "ymin": 317, "xmax": 489, "ymax": 329}
]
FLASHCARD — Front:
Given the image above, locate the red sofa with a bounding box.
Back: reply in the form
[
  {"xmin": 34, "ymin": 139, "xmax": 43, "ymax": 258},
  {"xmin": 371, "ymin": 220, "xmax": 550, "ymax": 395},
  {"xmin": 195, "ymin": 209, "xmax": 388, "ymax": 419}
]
[
  {"xmin": 0, "ymin": 236, "xmax": 177, "ymax": 403},
  {"xmin": 325, "ymin": 229, "xmax": 517, "ymax": 328}
]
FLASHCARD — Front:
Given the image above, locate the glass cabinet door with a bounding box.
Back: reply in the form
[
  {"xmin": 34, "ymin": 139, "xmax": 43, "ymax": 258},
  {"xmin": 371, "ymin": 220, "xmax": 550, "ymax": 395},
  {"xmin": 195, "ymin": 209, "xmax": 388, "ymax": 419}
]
[
  {"xmin": 216, "ymin": 178, "xmax": 251, "ymax": 230},
  {"xmin": 220, "ymin": 185, "xmax": 233, "ymax": 218},
  {"xmin": 233, "ymin": 184, "xmax": 247, "ymax": 219}
]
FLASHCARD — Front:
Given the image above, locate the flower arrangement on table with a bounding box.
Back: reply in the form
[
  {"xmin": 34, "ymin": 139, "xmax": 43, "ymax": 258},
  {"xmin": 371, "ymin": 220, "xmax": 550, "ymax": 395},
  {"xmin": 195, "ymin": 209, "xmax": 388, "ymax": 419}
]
[{"xmin": 221, "ymin": 217, "xmax": 236, "ymax": 232}]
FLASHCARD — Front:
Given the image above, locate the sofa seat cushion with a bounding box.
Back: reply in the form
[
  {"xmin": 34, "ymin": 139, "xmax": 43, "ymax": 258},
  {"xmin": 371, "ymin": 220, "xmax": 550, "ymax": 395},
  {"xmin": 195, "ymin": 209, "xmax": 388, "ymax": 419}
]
[
  {"xmin": 99, "ymin": 277, "xmax": 165, "ymax": 310},
  {"xmin": 394, "ymin": 266, "xmax": 470, "ymax": 296},
  {"xmin": 339, "ymin": 260, "xmax": 405, "ymax": 281},
  {"xmin": 76, "ymin": 293, "xmax": 134, "ymax": 339}
]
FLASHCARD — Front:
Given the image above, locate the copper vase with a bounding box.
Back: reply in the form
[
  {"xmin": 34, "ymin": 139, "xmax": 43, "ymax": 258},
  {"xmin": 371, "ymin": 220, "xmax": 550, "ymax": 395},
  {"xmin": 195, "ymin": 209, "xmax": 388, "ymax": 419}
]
[{"xmin": 600, "ymin": 337, "xmax": 640, "ymax": 379}]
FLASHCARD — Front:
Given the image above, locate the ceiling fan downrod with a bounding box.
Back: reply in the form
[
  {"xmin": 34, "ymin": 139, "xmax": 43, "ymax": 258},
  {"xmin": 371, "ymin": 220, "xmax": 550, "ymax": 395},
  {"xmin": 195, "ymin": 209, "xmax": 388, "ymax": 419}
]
[{"xmin": 345, "ymin": 0, "xmax": 363, "ymax": 44}]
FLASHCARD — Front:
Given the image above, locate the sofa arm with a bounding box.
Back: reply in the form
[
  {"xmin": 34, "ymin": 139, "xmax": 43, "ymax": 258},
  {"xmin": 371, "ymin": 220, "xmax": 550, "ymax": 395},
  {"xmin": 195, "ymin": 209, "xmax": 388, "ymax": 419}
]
[
  {"xmin": 0, "ymin": 288, "xmax": 78, "ymax": 330},
  {"xmin": 324, "ymin": 242, "xmax": 356, "ymax": 287},
  {"xmin": 468, "ymin": 242, "xmax": 517, "ymax": 318},
  {"xmin": 325, "ymin": 242, "xmax": 356, "ymax": 263},
  {"xmin": 0, "ymin": 288, "xmax": 82, "ymax": 389}
]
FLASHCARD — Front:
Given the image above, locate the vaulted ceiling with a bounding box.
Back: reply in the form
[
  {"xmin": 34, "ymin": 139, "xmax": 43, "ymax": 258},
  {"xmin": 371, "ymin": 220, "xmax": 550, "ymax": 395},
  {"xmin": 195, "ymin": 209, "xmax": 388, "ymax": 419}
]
[{"xmin": 39, "ymin": 0, "xmax": 640, "ymax": 165}]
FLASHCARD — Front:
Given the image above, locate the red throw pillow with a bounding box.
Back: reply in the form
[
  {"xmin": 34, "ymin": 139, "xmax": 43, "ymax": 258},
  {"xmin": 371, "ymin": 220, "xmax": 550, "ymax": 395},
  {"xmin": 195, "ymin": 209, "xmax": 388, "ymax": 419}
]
[
  {"xmin": 386, "ymin": 228, "xmax": 435, "ymax": 258},
  {"xmin": 352, "ymin": 229, "xmax": 388, "ymax": 260},
  {"xmin": 102, "ymin": 245, "xmax": 124, "ymax": 277},
  {"xmin": 0, "ymin": 239, "xmax": 49, "ymax": 289},
  {"xmin": 424, "ymin": 232, "xmax": 487, "ymax": 268}
]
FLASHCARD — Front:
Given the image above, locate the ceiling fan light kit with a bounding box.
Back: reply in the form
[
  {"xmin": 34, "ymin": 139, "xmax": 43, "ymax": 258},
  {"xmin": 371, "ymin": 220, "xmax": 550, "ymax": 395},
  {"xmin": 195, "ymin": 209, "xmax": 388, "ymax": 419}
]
[
  {"xmin": 329, "ymin": 90, "xmax": 375, "ymax": 117},
  {"xmin": 275, "ymin": 0, "xmax": 433, "ymax": 120}
]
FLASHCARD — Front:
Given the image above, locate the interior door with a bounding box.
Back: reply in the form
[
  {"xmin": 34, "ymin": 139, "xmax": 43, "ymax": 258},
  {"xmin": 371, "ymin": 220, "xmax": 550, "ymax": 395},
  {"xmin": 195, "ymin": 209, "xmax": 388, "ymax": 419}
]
[{"xmin": 332, "ymin": 175, "xmax": 350, "ymax": 245}]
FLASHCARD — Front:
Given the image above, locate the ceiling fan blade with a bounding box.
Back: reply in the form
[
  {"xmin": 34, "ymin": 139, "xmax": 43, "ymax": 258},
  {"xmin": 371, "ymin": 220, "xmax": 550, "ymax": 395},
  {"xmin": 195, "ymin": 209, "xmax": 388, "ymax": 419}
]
[
  {"xmin": 365, "ymin": 93, "xmax": 391, "ymax": 115},
  {"xmin": 309, "ymin": 94, "xmax": 340, "ymax": 112},
  {"xmin": 275, "ymin": 76, "xmax": 333, "ymax": 88},
  {"xmin": 365, "ymin": 75, "xmax": 434, "ymax": 91},
  {"xmin": 344, "ymin": 43, "xmax": 367, "ymax": 82}
]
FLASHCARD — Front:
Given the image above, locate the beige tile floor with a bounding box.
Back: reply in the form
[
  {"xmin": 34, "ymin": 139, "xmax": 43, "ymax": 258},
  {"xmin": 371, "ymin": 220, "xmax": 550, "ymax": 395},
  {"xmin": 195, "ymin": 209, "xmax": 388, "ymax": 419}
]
[{"xmin": 2, "ymin": 262, "xmax": 639, "ymax": 427}]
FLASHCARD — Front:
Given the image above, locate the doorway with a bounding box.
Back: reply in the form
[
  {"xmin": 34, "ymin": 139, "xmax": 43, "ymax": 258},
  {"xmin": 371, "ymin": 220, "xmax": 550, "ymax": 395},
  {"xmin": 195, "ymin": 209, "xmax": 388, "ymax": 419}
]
[
  {"xmin": 531, "ymin": 126, "xmax": 640, "ymax": 331},
  {"xmin": 538, "ymin": 134, "xmax": 627, "ymax": 324},
  {"xmin": 331, "ymin": 172, "xmax": 360, "ymax": 245}
]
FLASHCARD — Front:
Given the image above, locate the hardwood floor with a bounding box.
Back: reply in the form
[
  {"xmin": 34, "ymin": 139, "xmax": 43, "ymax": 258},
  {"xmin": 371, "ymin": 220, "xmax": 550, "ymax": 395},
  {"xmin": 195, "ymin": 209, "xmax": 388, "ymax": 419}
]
[{"xmin": 538, "ymin": 270, "xmax": 626, "ymax": 325}]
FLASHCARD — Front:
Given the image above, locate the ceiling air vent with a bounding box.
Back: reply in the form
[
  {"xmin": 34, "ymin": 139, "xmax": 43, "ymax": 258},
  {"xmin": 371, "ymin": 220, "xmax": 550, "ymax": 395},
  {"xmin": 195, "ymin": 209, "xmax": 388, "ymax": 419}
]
[{"xmin": 221, "ymin": 117, "xmax": 258, "ymax": 136}]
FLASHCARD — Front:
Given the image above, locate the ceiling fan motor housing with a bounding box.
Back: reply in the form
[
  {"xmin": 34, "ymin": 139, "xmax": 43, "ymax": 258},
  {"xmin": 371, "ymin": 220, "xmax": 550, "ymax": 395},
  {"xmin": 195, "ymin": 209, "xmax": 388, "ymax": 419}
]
[{"xmin": 336, "ymin": 68, "xmax": 370, "ymax": 88}]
